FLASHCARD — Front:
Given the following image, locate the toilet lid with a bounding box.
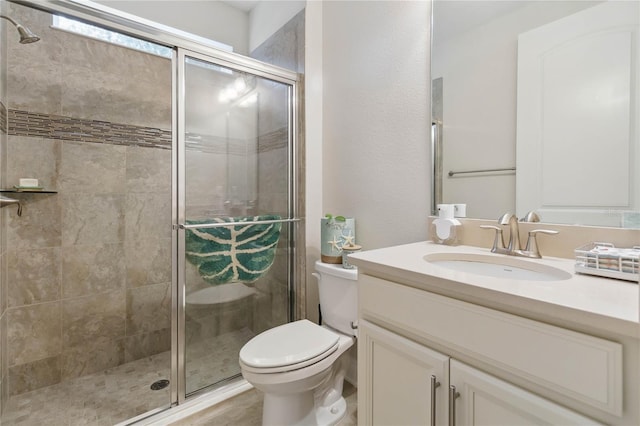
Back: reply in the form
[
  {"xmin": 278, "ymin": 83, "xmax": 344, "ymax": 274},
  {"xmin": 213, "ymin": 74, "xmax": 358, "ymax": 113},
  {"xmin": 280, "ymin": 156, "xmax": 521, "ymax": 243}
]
[{"xmin": 240, "ymin": 319, "xmax": 339, "ymax": 369}]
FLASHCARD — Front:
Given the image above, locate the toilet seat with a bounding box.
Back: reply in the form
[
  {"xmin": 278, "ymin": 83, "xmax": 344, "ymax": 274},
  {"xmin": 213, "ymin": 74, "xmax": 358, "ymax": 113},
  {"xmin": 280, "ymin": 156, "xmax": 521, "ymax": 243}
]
[{"xmin": 240, "ymin": 320, "xmax": 340, "ymax": 374}]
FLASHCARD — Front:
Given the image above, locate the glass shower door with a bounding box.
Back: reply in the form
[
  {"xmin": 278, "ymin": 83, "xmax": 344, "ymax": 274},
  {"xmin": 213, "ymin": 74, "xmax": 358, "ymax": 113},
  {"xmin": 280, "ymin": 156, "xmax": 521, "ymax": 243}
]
[{"xmin": 177, "ymin": 51, "xmax": 296, "ymax": 397}]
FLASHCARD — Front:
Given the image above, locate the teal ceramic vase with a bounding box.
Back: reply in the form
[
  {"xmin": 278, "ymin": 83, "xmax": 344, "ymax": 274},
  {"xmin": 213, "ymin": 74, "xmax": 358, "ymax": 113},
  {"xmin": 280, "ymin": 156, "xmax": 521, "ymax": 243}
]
[{"xmin": 320, "ymin": 217, "xmax": 356, "ymax": 263}]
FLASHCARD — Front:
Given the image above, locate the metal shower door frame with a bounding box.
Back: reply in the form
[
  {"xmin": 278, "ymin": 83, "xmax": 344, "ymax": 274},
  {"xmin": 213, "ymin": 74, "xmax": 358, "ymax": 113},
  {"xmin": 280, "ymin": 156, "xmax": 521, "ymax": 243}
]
[{"xmin": 174, "ymin": 47, "xmax": 300, "ymax": 403}]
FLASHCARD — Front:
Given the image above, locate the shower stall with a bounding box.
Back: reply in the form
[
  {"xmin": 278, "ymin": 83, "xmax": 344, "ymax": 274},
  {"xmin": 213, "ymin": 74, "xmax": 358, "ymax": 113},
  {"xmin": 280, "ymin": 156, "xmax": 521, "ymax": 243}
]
[{"xmin": 0, "ymin": 0, "xmax": 303, "ymax": 424}]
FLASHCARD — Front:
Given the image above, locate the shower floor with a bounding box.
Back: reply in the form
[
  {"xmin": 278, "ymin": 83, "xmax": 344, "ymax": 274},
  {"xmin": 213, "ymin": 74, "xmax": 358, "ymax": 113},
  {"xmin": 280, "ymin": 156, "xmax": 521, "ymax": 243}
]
[{"xmin": 1, "ymin": 328, "xmax": 254, "ymax": 426}]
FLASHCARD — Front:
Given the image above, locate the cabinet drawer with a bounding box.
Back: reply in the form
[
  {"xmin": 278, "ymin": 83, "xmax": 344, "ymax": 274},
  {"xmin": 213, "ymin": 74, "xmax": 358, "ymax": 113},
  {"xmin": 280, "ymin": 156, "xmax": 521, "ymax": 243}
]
[{"xmin": 359, "ymin": 274, "xmax": 623, "ymax": 416}]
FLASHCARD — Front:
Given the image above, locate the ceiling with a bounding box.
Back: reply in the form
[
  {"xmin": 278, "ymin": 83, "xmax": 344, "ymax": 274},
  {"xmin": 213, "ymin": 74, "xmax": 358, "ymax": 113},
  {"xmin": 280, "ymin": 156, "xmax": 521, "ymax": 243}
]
[{"xmin": 219, "ymin": 0, "xmax": 260, "ymax": 13}]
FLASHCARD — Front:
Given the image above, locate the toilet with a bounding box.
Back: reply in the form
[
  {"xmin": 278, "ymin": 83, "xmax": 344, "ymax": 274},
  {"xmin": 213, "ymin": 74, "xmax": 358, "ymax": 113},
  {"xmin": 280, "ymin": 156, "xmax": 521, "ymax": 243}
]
[{"xmin": 239, "ymin": 261, "xmax": 358, "ymax": 426}]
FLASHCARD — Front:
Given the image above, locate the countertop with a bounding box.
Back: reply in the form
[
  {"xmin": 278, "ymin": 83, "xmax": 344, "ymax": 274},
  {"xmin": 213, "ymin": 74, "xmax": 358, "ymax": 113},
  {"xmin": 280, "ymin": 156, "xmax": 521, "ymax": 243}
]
[{"xmin": 348, "ymin": 241, "xmax": 639, "ymax": 339}]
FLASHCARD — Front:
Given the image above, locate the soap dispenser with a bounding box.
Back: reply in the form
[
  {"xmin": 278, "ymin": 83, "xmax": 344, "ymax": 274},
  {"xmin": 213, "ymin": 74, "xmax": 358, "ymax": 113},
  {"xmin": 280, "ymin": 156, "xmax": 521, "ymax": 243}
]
[{"xmin": 431, "ymin": 204, "xmax": 463, "ymax": 245}]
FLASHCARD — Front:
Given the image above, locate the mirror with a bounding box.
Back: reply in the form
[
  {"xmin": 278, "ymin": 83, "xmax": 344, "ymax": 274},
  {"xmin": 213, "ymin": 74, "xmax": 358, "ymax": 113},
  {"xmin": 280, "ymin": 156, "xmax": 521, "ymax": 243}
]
[{"xmin": 431, "ymin": 0, "xmax": 639, "ymax": 228}]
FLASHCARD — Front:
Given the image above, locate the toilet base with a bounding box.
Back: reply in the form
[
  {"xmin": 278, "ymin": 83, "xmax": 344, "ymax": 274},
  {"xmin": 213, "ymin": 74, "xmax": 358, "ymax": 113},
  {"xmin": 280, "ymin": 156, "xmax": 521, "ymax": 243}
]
[
  {"xmin": 262, "ymin": 390, "xmax": 317, "ymax": 426},
  {"xmin": 315, "ymin": 396, "xmax": 347, "ymax": 426},
  {"xmin": 261, "ymin": 391, "xmax": 347, "ymax": 426}
]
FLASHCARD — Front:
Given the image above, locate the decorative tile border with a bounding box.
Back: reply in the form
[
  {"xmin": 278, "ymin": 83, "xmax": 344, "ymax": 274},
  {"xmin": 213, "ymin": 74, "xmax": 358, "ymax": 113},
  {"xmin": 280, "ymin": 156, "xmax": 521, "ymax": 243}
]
[
  {"xmin": 8, "ymin": 109, "xmax": 171, "ymax": 149},
  {"xmin": 7, "ymin": 109, "xmax": 288, "ymax": 154},
  {"xmin": 259, "ymin": 127, "xmax": 289, "ymax": 152},
  {"xmin": 186, "ymin": 128, "xmax": 287, "ymax": 155},
  {"xmin": 0, "ymin": 101, "xmax": 7, "ymax": 134},
  {"xmin": 185, "ymin": 133, "xmax": 237, "ymax": 154}
]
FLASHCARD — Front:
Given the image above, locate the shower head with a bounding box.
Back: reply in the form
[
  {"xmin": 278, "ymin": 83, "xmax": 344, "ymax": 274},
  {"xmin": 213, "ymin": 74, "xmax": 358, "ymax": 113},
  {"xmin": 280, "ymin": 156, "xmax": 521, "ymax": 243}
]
[
  {"xmin": 0, "ymin": 15, "xmax": 40, "ymax": 44},
  {"xmin": 15, "ymin": 23, "xmax": 40, "ymax": 44}
]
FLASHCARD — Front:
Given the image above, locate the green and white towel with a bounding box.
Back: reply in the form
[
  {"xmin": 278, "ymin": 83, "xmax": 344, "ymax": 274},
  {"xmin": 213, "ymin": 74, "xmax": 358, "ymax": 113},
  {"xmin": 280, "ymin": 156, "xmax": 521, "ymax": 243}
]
[{"xmin": 185, "ymin": 215, "xmax": 282, "ymax": 285}]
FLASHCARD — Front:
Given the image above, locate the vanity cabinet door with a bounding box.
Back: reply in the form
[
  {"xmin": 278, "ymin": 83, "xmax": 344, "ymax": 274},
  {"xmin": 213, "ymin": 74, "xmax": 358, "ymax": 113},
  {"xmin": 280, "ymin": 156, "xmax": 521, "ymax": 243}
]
[
  {"xmin": 449, "ymin": 360, "xmax": 603, "ymax": 426},
  {"xmin": 358, "ymin": 320, "xmax": 449, "ymax": 426}
]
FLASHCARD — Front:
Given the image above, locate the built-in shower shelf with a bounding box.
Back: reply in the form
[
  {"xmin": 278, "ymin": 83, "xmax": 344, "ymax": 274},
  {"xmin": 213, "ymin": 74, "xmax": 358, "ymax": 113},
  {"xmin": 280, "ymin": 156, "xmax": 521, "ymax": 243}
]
[{"xmin": 0, "ymin": 188, "xmax": 57, "ymax": 193}]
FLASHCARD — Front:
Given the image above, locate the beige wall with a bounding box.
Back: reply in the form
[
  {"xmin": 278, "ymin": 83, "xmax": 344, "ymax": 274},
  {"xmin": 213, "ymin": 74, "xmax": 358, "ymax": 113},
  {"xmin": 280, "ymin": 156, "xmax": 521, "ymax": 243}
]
[
  {"xmin": 321, "ymin": 1, "xmax": 431, "ymax": 249},
  {"xmin": 305, "ymin": 1, "xmax": 432, "ymax": 322}
]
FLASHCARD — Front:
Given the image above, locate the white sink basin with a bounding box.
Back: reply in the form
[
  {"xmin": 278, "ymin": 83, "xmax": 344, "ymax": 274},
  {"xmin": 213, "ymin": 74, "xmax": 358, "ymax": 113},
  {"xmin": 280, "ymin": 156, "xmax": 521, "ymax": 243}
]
[{"xmin": 424, "ymin": 253, "xmax": 572, "ymax": 281}]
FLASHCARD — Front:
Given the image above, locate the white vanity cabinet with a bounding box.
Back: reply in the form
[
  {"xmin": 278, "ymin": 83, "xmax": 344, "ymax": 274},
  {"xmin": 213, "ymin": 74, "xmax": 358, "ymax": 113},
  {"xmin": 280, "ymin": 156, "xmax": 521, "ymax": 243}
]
[
  {"xmin": 449, "ymin": 360, "xmax": 599, "ymax": 425},
  {"xmin": 357, "ymin": 273, "xmax": 630, "ymax": 426},
  {"xmin": 358, "ymin": 320, "xmax": 449, "ymax": 425},
  {"xmin": 359, "ymin": 320, "xmax": 599, "ymax": 425}
]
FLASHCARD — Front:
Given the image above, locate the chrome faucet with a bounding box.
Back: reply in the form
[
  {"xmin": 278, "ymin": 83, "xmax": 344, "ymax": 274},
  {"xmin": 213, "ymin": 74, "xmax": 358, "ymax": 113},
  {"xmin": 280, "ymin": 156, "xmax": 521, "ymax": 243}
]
[
  {"xmin": 499, "ymin": 212, "xmax": 521, "ymax": 253},
  {"xmin": 481, "ymin": 211, "xmax": 559, "ymax": 258}
]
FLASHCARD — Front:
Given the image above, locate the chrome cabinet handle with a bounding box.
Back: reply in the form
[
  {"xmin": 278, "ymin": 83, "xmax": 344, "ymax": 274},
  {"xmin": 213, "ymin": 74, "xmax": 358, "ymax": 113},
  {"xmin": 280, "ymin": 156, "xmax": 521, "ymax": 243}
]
[
  {"xmin": 430, "ymin": 375, "xmax": 440, "ymax": 426},
  {"xmin": 448, "ymin": 385, "xmax": 460, "ymax": 426}
]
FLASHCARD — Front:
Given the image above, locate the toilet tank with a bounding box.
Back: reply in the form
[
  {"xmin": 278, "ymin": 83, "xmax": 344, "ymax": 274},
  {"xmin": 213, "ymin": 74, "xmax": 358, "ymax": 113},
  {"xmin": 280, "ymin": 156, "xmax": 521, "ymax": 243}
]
[{"xmin": 314, "ymin": 260, "xmax": 358, "ymax": 337}]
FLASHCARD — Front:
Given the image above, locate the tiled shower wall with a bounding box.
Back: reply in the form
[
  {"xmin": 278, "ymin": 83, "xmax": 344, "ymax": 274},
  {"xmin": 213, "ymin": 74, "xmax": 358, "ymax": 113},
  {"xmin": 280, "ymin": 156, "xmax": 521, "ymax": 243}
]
[
  {"xmin": 2, "ymin": 1, "xmax": 305, "ymax": 400},
  {"xmin": 1, "ymin": 0, "xmax": 9, "ymax": 415},
  {"xmin": 251, "ymin": 9, "xmax": 305, "ymax": 325},
  {"xmin": 3, "ymin": 3, "xmax": 172, "ymax": 396}
]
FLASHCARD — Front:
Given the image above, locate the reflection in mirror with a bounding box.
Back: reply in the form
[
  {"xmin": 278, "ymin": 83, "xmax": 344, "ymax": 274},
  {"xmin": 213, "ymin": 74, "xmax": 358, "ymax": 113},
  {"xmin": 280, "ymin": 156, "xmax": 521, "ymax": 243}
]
[{"xmin": 431, "ymin": 0, "xmax": 639, "ymax": 228}]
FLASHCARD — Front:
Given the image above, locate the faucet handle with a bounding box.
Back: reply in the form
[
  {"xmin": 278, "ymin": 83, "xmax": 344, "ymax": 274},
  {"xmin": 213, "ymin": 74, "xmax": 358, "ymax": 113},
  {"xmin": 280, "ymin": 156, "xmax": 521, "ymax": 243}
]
[
  {"xmin": 497, "ymin": 212, "xmax": 516, "ymax": 224},
  {"xmin": 480, "ymin": 225, "xmax": 505, "ymax": 253},
  {"xmin": 524, "ymin": 229, "xmax": 559, "ymax": 258},
  {"xmin": 521, "ymin": 211, "xmax": 540, "ymax": 222}
]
